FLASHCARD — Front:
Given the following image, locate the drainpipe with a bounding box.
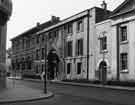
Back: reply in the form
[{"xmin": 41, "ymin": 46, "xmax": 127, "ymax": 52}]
[
  {"xmin": 116, "ymin": 24, "xmax": 120, "ymax": 81},
  {"xmin": 87, "ymin": 10, "xmax": 90, "ymax": 80}
]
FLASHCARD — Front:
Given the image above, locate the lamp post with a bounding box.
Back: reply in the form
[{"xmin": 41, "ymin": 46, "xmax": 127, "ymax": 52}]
[{"xmin": 44, "ymin": 34, "xmax": 47, "ymax": 94}]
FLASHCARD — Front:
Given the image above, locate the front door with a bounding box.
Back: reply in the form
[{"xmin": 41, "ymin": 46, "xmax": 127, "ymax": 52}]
[
  {"xmin": 99, "ymin": 61, "xmax": 107, "ymax": 83},
  {"xmin": 47, "ymin": 49, "xmax": 60, "ymax": 80}
]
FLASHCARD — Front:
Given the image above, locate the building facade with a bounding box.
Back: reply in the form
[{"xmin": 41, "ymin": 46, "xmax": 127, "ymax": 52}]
[
  {"xmin": 110, "ymin": 0, "xmax": 135, "ymax": 81},
  {"xmin": 95, "ymin": 20, "xmax": 113, "ymax": 81},
  {"xmin": 11, "ymin": 5, "xmax": 110, "ymax": 80},
  {"xmin": 11, "ymin": 16, "xmax": 60, "ymax": 78},
  {"xmin": 95, "ymin": 0, "xmax": 135, "ymax": 82},
  {"xmin": 11, "ymin": 0, "xmax": 135, "ymax": 82},
  {"xmin": 0, "ymin": 0, "xmax": 12, "ymax": 63}
]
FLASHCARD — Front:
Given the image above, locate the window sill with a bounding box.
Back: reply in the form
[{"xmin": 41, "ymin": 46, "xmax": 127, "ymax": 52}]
[
  {"xmin": 65, "ymin": 57, "xmax": 73, "ymax": 60},
  {"xmin": 120, "ymin": 40, "xmax": 128, "ymax": 45},
  {"xmin": 100, "ymin": 50, "xmax": 108, "ymax": 54},
  {"xmin": 76, "ymin": 31, "xmax": 84, "ymax": 33},
  {"xmin": 66, "ymin": 35, "xmax": 72, "ymax": 39},
  {"xmin": 120, "ymin": 69, "xmax": 129, "ymax": 73},
  {"xmin": 67, "ymin": 33, "xmax": 73, "ymax": 36}
]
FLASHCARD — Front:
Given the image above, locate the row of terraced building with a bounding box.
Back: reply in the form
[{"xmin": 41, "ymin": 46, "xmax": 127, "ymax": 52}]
[{"xmin": 11, "ymin": 0, "xmax": 135, "ymax": 82}]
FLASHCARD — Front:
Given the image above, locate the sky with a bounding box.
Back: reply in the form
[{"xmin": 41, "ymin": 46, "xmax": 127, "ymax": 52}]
[{"xmin": 7, "ymin": 0, "xmax": 125, "ymax": 49}]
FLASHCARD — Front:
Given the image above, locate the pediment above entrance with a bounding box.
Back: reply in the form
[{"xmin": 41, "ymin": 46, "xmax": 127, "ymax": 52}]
[{"xmin": 111, "ymin": 0, "xmax": 135, "ymax": 17}]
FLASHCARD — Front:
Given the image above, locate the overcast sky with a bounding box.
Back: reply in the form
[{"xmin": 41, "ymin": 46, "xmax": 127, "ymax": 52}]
[{"xmin": 7, "ymin": 0, "xmax": 125, "ymax": 48}]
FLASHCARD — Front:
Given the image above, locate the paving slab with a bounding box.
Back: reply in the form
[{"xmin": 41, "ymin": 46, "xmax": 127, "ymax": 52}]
[
  {"xmin": 0, "ymin": 79, "xmax": 54, "ymax": 104},
  {"xmin": 8, "ymin": 77, "xmax": 135, "ymax": 91},
  {"xmin": 50, "ymin": 80, "xmax": 135, "ymax": 91}
]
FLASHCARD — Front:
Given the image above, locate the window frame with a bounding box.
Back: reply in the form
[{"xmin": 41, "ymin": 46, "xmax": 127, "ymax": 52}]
[
  {"xmin": 76, "ymin": 19, "xmax": 84, "ymax": 32},
  {"xmin": 120, "ymin": 26, "xmax": 127, "ymax": 42},
  {"xmin": 100, "ymin": 36, "xmax": 107, "ymax": 51},
  {"xmin": 41, "ymin": 48, "xmax": 45, "ymax": 59},
  {"xmin": 67, "ymin": 41, "xmax": 73, "ymax": 57},
  {"xmin": 77, "ymin": 62, "xmax": 82, "ymax": 75},
  {"xmin": 36, "ymin": 49, "xmax": 40, "ymax": 60},
  {"xmin": 76, "ymin": 39, "xmax": 83, "ymax": 56},
  {"xmin": 67, "ymin": 23, "xmax": 73, "ymax": 34},
  {"xmin": 120, "ymin": 53, "xmax": 128, "ymax": 72},
  {"xmin": 36, "ymin": 35, "xmax": 40, "ymax": 44},
  {"xmin": 67, "ymin": 63, "xmax": 71, "ymax": 74}
]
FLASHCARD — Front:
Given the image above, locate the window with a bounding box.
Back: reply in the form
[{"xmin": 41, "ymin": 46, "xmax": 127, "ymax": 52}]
[
  {"xmin": 36, "ymin": 49, "xmax": 40, "ymax": 60},
  {"xmin": 120, "ymin": 53, "xmax": 128, "ymax": 71},
  {"xmin": 77, "ymin": 20, "xmax": 83, "ymax": 32},
  {"xmin": 28, "ymin": 61, "xmax": 32, "ymax": 70},
  {"xmin": 120, "ymin": 26, "xmax": 127, "ymax": 42},
  {"xmin": 67, "ymin": 63, "xmax": 71, "ymax": 74},
  {"xmin": 42, "ymin": 35, "xmax": 44, "ymax": 42},
  {"xmin": 76, "ymin": 39, "xmax": 83, "ymax": 56},
  {"xmin": 36, "ymin": 35, "xmax": 40, "ymax": 44},
  {"xmin": 41, "ymin": 48, "xmax": 45, "ymax": 59},
  {"xmin": 54, "ymin": 30, "xmax": 59, "ymax": 38},
  {"xmin": 41, "ymin": 64, "xmax": 44, "ymax": 72},
  {"xmin": 31, "ymin": 37, "xmax": 35, "ymax": 46},
  {"xmin": 26, "ymin": 38, "xmax": 30, "ymax": 48},
  {"xmin": 100, "ymin": 37, "xmax": 107, "ymax": 51},
  {"xmin": 67, "ymin": 41, "xmax": 73, "ymax": 57},
  {"xmin": 48, "ymin": 32, "xmax": 53, "ymax": 39},
  {"xmin": 36, "ymin": 65, "xmax": 39, "ymax": 73},
  {"xmin": 77, "ymin": 62, "xmax": 82, "ymax": 74},
  {"xmin": 67, "ymin": 23, "xmax": 73, "ymax": 34}
]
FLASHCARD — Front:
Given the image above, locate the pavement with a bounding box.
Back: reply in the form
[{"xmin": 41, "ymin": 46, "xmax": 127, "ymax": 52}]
[
  {"xmin": 12, "ymin": 77, "xmax": 135, "ymax": 91},
  {"xmin": 0, "ymin": 78, "xmax": 54, "ymax": 104},
  {"xmin": 6, "ymin": 77, "xmax": 135, "ymax": 105},
  {"xmin": 50, "ymin": 80, "xmax": 135, "ymax": 91}
]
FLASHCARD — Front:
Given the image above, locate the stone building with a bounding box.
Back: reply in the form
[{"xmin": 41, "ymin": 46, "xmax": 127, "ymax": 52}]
[
  {"xmin": 11, "ymin": 16, "xmax": 60, "ymax": 78},
  {"xmin": 33, "ymin": 5, "xmax": 111, "ymax": 80},
  {"xmin": 12, "ymin": 0, "xmax": 135, "ymax": 82},
  {"xmin": 95, "ymin": 0, "xmax": 135, "ymax": 82},
  {"xmin": 110, "ymin": 0, "xmax": 135, "ymax": 81},
  {"xmin": 0, "ymin": 0, "xmax": 12, "ymax": 63},
  {"xmin": 95, "ymin": 20, "xmax": 112, "ymax": 81},
  {"xmin": 11, "ymin": 2, "xmax": 110, "ymax": 80}
]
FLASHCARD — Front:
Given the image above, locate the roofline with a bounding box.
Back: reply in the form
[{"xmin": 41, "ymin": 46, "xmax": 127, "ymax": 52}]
[
  {"xmin": 37, "ymin": 6, "xmax": 111, "ymax": 35},
  {"xmin": 11, "ymin": 8, "xmax": 92, "ymax": 41},
  {"xmin": 96, "ymin": 19, "xmax": 111, "ymax": 26},
  {"xmin": 36, "ymin": 10, "xmax": 89, "ymax": 35},
  {"xmin": 110, "ymin": 8, "xmax": 134, "ymax": 18},
  {"xmin": 11, "ymin": 6, "xmax": 110, "ymax": 41},
  {"xmin": 111, "ymin": 0, "xmax": 129, "ymax": 15},
  {"xmin": 10, "ymin": 27, "xmax": 36, "ymax": 41}
]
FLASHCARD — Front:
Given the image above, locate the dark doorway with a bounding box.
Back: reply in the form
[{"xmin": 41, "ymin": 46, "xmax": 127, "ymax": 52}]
[
  {"xmin": 47, "ymin": 49, "xmax": 60, "ymax": 80},
  {"xmin": 99, "ymin": 61, "xmax": 107, "ymax": 83}
]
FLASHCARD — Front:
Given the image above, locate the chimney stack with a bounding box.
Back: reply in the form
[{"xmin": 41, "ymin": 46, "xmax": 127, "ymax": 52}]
[
  {"xmin": 36, "ymin": 22, "xmax": 40, "ymax": 27},
  {"xmin": 51, "ymin": 16, "xmax": 60, "ymax": 23},
  {"xmin": 101, "ymin": 0, "xmax": 107, "ymax": 10}
]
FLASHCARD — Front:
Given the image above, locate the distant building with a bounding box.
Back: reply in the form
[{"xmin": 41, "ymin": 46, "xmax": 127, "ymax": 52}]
[
  {"xmin": 11, "ymin": 16, "xmax": 60, "ymax": 78},
  {"xmin": 0, "ymin": 0, "xmax": 12, "ymax": 63},
  {"xmin": 6, "ymin": 48, "xmax": 12, "ymax": 73}
]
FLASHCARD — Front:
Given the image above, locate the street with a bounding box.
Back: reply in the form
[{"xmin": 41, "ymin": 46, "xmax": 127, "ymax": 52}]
[{"xmin": 2, "ymin": 79, "xmax": 135, "ymax": 105}]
